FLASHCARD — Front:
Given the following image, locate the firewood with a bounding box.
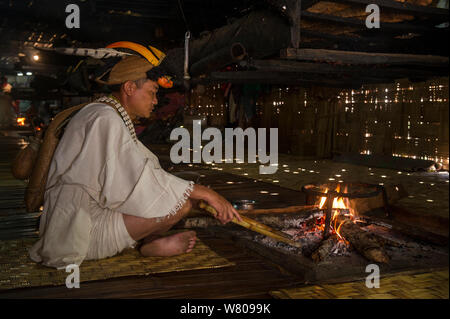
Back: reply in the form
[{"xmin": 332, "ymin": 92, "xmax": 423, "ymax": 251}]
[
  {"xmin": 311, "ymin": 234, "xmax": 339, "ymax": 263},
  {"xmin": 335, "ymin": 215, "xmax": 390, "ymax": 263}
]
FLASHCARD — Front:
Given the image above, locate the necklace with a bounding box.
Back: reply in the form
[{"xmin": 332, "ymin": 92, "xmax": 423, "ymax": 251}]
[{"xmin": 96, "ymin": 95, "xmax": 138, "ymax": 144}]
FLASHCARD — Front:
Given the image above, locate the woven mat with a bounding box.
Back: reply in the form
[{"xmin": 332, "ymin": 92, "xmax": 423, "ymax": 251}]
[
  {"xmin": 270, "ymin": 269, "xmax": 449, "ymax": 299},
  {"xmin": 0, "ymin": 236, "xmax": 235, "ymax": 290}
]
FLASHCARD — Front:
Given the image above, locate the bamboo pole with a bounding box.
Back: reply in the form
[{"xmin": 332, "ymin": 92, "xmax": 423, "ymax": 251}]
[{"xmin": 199, "ymin": 201, "xmax": 302, "ymax": 249}]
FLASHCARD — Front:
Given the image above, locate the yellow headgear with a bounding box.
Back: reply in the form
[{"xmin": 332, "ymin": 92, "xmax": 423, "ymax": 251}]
[{"xmin": 104, "ymin": 41, "xmax": 172, "ymax": 88}]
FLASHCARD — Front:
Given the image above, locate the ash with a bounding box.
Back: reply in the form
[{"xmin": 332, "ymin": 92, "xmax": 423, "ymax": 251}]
[
  {"xmin": 329, "ymin": 241, "xmax": 352, "ymax": 256},
  {"xmin": 252, "ymin": 212, "xmax": 353, "ymax": 257}
]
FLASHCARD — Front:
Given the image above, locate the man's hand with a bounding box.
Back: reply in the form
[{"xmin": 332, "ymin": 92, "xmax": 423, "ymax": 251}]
[
  {"xmin": 190, "ymin": 184, "xmax": 242, "ymax": 224},
  {"xmin": 207, "ymin": 193, "xmax": 242, "ymax": 224}
]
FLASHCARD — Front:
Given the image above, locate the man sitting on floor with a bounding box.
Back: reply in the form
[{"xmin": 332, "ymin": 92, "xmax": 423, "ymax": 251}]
[{"xmin": 29, "ymin": 55, "xmax": 241, "ymax": 269}]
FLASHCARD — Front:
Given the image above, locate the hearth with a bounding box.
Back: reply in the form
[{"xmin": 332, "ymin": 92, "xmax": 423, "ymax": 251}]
[{"xmin": 178, "ymin": 182, "xmax": 448, "ymax": 283}]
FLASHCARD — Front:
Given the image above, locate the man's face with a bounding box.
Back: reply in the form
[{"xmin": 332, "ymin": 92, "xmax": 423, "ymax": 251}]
[{"xmin": 126, "ymin": 80, "xmax": 159, "ymax": 119}]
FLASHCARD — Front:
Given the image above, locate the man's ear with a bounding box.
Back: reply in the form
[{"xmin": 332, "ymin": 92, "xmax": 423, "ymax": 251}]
[{"xmin": 122, "ymin": 81, "xmax": 136, "ymax": 96}]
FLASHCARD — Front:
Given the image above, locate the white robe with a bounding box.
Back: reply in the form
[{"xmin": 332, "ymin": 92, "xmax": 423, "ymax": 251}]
[{"xmin": 29, "ymin": 102, "xmax": 193, "ymax": 269}]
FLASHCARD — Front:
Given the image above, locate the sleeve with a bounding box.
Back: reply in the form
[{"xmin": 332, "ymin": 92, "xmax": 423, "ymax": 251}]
[{"xmin": 97, "ymin": 133, "xmax": 194, "ymax": 220}]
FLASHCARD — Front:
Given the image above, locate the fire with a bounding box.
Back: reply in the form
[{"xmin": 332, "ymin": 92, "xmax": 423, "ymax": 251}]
[
  {"xmin": 317, "ymin": 184, "xmax": 353, "ymax": 242},
  {"xmin": 318, "ymin": 184, "xmax": 350, "ymax": 210},
  {"xmin": 17, "ymin": 117, "xmax": 26, "ymax": 126}
]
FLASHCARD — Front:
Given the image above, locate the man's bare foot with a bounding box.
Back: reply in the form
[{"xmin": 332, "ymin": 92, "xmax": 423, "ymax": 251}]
[{"xmin": 140, "ymin": 231, "xmax": 198, "ymax": 257}]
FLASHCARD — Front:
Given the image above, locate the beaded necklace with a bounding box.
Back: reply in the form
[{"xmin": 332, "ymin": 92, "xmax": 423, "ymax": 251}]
[{"xmin": 96, "ymin": 95, "xmax": 138, "ymax": 144}]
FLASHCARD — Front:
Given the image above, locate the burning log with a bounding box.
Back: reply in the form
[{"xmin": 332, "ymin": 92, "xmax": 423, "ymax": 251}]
[
  {"xmin": 334, "ymin": 215, "xmax": 390, "ymax": 263},
  {"xmin": 311, "ymin": 234, "xmax": 339, "ymax": 263}
]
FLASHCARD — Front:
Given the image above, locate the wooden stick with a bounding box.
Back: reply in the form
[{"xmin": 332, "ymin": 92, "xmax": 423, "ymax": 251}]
[
  {"xmin": 199, "ymin": 201, "xmax": 302, "ymax": 249},
  {"xmin": 238, "ymin": 205, "xmax": 319, "ymax": 215}
]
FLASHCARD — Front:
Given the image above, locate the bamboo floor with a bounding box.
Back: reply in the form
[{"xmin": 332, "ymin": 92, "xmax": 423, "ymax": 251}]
[{"xmin": 270, "ymin": 269, "xmax": 449, "ymax": 299}]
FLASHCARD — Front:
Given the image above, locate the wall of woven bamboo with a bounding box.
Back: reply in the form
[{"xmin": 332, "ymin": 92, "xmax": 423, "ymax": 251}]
[{"xmin": 185, "ymin": 77, "xmax": 449, "ymax": 169}]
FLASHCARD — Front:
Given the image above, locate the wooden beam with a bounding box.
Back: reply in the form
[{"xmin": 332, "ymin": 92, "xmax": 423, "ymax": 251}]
[
  {"xmin": 300, "ymin": 29, "xmax": 397, "ymax": 48},
  {"xmin": 333, "ymin": 0, "xmax": 449, "ymax": 20},
  {"xmin": 280, "ymin": 48, "xmax": 449, "ymax": 66},
  {"xmin": 299, "ymin": 29, "xmax": 448, "ymax": 55},
  {"xmin": 265, "ymin": 0, "xmax": 319, "ymax": 12},
  {"xmin": 244, "ymin": 59, "xmax": 447, "ymax": 79},
  {"xmin": 301, "ymin": 0, "xmax": 321, "ymax": 10},
  {"xmin": 301, "ymin": 11, "xmax": 446, "ymax": 34},
  {"xmin": 300, "ymin": 34, "xmax": 448, "ymax": 56},
  {"xmin": 206, "ymin": 70, "xmax": 386, "ymax": 88}
]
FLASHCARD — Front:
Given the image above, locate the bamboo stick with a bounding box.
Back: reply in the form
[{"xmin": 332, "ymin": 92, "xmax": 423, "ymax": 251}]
[
  {"xmin": 200, "ymin": 201, "xmax": 292, "ymax": 239},
  {"xmin": 199, "ymin": 201, "xmax": 302, "ymax": 249}
]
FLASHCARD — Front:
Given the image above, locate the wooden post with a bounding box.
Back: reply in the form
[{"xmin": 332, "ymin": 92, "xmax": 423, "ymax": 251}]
[{"xmin": 286, "ymin": 0, "xmax": 302, "ymax": 49}]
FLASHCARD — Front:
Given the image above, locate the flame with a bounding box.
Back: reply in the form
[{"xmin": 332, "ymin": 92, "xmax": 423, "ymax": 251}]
[
  {"xmin": 318, "ymin": 190, "xmax": 327, "ymax": 208},
  {"xmin": 317, "ymin": 184, "xmax": 353, "ymax": 242},
  {"xmin": 331, "ymin": 196, "xmax": 348, "ymax": 210},
  {"xmin": 17, "ymin": 117, "xmax": 26, "ymax": 126},
  {"xmin": 318, "ymin": 184, "xmax": 349, "ymax": 210},
  {"xmin": 333, "ymin": 218, "xmax": 349, "ymax": 245}
]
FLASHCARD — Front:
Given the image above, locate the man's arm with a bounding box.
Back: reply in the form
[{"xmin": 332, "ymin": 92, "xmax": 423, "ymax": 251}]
[{"xmin": 189, "ymin": 184, "xmax": 242, "ymax": 224}]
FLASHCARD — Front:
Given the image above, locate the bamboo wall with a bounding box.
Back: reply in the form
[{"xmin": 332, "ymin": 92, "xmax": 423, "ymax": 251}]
[
  {"xmin": 335, "ymin": 78, "xmax": 449, "ymax": 168},
  {"xmin": 185, "ymin": 77, "xmax": 449, "ymax": 169},
  {"xmin": 185, "ymin": 84, "xmax": 227, "ymax": 127}
]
